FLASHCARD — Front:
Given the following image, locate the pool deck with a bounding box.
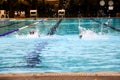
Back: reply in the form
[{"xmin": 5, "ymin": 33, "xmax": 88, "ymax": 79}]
[{"xmin": 0, "ymin": 72, "xmax": 120, "ymax": 80}]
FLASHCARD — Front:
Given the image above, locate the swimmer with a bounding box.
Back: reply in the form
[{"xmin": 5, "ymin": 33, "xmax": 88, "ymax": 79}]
[
  {"xmin": 79, "ymin": 34, "xmax": 82, "ymax": 39},
  {"xmin": 78, "ymin": 26, "xmax": 85, "ymax": 39},
  {"xmin": 29, "ymin": 29, "xmax": 40, "ymax": 38},
  {"xmin": 29, "ymin": 30, "xmax": 36, "ymax": 35}
]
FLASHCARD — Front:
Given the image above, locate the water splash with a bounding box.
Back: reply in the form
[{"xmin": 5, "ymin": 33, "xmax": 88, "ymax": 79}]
[
  {"xmin": 105, "ymin": 19, "xmax": 112, "ymax": 25},
  {"xmin": 78, "ymin": 26, "xmax": 108, "ymax": 40},
  {"xmin": 15, "ymin": 30, "xmax": 40, "ymax": 39}
]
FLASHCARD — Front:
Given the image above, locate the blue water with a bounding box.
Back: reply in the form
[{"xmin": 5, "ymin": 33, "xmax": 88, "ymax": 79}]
[{"xmin": 0, "ymin": 18, "xmax": 120, "ymax": 73}]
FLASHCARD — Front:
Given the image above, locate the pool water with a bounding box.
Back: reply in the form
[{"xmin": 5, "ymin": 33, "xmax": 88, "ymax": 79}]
[{"xmin": 0, "ymin": 18, "xmax": 120, "ymax": 73}]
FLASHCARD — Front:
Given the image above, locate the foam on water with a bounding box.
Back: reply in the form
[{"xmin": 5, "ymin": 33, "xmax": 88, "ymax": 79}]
[
  {"xmin": 78, "ymin": 26, "xmax": 109, "ymax": 40},
  {"xmin": 15, "ymin": 30, "xmax": 40, "ymax": 39}
]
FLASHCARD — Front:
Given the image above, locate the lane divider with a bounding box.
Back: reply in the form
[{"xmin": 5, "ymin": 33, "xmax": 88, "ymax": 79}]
[
  {"xmin": 47, "ymin": 19, "xmax": 62, "ymax": 35},
  {"xmin": 0, "ymin": 19, "xmax": 44, "ymax": 28},
  {"xmin": 0, "ymin": 20, "xmax": 43, "ymax": 37},
  {"xmin": 19, "ymin": 22, "xmax": 39, "ymax": 30},
  {"xmin": 90, "ymin": 18, "xmax": 120, "ymax": 32},
  {"xmin": 0, "ymin": 21, "xmax": 25, "ymax": 28},
  {"xmin": 0, "ymin": 29, "xmax": 19, "ymax": 36}
]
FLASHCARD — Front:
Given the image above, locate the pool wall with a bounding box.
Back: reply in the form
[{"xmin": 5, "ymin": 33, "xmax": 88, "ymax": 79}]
[{"xmin": 0, "ymin": 72, "xmax": 120, "ymax": 80}]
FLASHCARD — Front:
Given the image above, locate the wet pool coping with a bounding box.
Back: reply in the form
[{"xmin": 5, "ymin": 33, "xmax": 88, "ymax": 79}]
[{"xmin": 0, "ymin": 72, "xmax": 120, "ymax": 80}]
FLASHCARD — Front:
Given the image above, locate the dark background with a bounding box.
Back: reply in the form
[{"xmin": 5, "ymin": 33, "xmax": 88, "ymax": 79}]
[{"xmin": 0, "ymin": 0, "xmax": 120, "ymax": 17}]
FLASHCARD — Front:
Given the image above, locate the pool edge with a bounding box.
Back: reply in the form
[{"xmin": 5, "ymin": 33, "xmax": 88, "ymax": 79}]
[{"xmin": 0, "ymin": 72, "xmax": 120, "ymax": 80}]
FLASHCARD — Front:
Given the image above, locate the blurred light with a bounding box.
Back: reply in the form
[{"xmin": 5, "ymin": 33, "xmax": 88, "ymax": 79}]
[
  {"xmin": 108, "ymin": 0, "xmax": 114, "ymax": 6},
  {"xmin": 100, "ymin": 0, "xmax": 105, "ymax": 6},
  {"xmin": 108, "ymin": 6, "xmax": 114, "ymax": 10}
]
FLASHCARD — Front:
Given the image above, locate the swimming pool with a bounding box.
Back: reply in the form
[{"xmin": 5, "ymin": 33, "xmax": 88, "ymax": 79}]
[{"xmin": 0, "ymin": 18, "xmax": 120, "ymax": 73}]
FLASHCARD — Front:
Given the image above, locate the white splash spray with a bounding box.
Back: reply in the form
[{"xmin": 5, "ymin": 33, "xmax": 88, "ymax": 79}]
[{"xmin": 78, "ymin": 26, "xmax": 108, "ymax": 40}]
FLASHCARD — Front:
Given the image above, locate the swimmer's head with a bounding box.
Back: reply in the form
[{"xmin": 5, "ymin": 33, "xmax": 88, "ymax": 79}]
[
  {"xmin": 29, "ymin": 30, "xmax": 36, "ymax": 34},
  {"xmin": 79, "ymin": 35, "xmax": 82, "ymax": 39}
]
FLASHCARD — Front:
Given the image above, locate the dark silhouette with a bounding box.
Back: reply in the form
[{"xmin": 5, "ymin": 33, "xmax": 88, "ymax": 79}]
[
  {"xmin": 26, "ymin": 42, "xmax": 48, "ymax": 67},
  {"xmin": 47, "ymin": 19, "xmax": 62, "ymax": 35}
]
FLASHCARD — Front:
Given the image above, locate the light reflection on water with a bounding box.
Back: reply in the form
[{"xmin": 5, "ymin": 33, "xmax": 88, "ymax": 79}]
[
  {"xmin": 0, "ymin": 34, "xmax": 119, "ymax": 73},
  {"xmin": 0, "ymin": 18, "xmax": 120, "ymax": 73}
]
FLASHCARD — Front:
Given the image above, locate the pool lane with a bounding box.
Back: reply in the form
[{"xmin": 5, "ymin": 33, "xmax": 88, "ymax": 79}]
[
  {"xmin": 0, "ymin": 20, "xmax": 25, "ymax": 28},
  {"xmin": 0, "ymin": 20, "xmax": 37, "ymax": 37},
  {"xmin": 90, "ymin": 18, "xmax": 120, "ymax": 32},
  {"xmin": 0, "ymin": 20, "xmax": 33, "ymax": 35}
]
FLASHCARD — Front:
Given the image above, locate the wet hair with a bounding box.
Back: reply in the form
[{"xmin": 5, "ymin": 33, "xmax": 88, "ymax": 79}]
[
  {"xmin": 79, "ymin": 35, "xmax": 82, "ymax": 39},
  {"xmin": 30, "ymin": 30, "xmax": 35, "ymax": 34}
]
